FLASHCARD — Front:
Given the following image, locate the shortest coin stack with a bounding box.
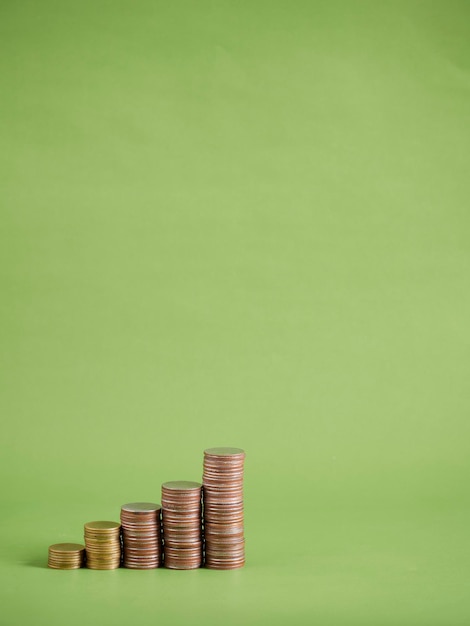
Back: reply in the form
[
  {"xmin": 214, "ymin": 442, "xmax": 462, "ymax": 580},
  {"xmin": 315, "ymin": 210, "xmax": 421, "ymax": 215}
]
[
  {"xmin": 121, "ymin": 502, "xmax": 162, "ymax": 569},
  {"xmin": 48, "ymin": 543, "xmax": 85, "ymax": 569},
  {"xmin": 84, "ymin": 521, "xmax": 121, "ymax": 570}
]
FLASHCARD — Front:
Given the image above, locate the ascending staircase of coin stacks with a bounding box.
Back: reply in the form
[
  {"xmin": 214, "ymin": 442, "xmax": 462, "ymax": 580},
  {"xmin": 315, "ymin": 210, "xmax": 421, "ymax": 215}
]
[{"xmin": 46, "ymin": 447, "xmax": 245, "ymax": 570}]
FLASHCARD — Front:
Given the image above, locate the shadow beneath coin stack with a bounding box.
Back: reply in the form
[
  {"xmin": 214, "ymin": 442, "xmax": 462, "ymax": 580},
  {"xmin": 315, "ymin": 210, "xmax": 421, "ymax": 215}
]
[{"xmin": 24, "ymin": 554, "xmax": 48, "ymax": 569}]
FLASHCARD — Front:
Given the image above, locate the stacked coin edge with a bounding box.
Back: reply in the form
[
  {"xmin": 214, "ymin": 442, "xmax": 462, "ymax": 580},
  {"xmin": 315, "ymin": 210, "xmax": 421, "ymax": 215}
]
[
  {"xmin": 203, "ymin": 447, "xmax": 246, "ymax": 570},
  {"xmin": 121, "ymin": 502, "xmax": 162, "ymax": 569},
  {"xmin": 48, "ymin": 543, "xmax": 85, "ymax": 569},
  {"xmin": 162, "ymin": 481, "xmax": 203, "ymax": 570},
  {"xmin": 84, "ymin": 521, "xmax": 121, "ymax": 570}
]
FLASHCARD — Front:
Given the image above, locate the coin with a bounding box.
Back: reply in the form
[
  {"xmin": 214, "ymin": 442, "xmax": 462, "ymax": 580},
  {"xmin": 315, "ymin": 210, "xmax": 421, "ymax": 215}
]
[
  {"xmin": 48, "ymin": 543, "xmax": 85, "ymax": 569},
  {"xmin": 84, "ymin": 521, "xmax": 120, "ymax": 531},
  {"xmin": 121, "ymin": 502, "xmax": 161, "ymax": 569},
  {"xmin": 161, "ymin": 481, "xmax": 202, "ymax": 569},
  {"xmin": 204, "ymin": 447, "xmax": 245, "ymax": 457},
  {"xmin": 202, "ymin": 447, "xmax": 246, "ymax": 569},
  {"xmin": 84, "ymin": 521, "xmax": 121, "ymax": 570},
  {"xmin": 121, "ymin": 502, "xmax": 161, "ymax": 513},
  {"xmin": 162, "ymin": 481, "xmax": 201, "ymax": 491}
]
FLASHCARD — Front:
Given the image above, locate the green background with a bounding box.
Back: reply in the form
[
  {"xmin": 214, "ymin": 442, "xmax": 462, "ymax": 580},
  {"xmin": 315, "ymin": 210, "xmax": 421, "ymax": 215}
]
[{"xmin": 1, "ymin": 1, "xmax": 469, "ymax": 624}]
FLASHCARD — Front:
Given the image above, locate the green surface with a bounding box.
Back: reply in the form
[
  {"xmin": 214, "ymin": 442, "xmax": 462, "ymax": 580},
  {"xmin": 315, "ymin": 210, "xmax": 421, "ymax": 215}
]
[{"xmin": 1, "ymin": 1, "xmax": 470, "ymax": 624}]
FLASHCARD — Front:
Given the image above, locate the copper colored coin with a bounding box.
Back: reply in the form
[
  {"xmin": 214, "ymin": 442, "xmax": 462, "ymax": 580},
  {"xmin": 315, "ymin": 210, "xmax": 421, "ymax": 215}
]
[
  {"xmin": 162, "ymin": 491, "xmax": 201, "ymax": 498},
  {"xmin": 162, "ymin": 496, "xmax": 201, "ymax": 505},
  {"xmin": 204, "ymin": 500, "xmax": 244, "ymax": 517},
  {"xmin": 203, "ymin": 486, "xmax": 243, "ymax": 494},
  {"xmin": 205, "ymin": 552, "xmax": 245, "ymax": 560},
  {"xmin": 205, "ymin": 560, "xmax": 245, "ymax": 565},
  {"xmin": 203, "ymin": 481, "xmax": 243, "ymax": 489},
  {"xmin": 205, "ymin": 556, "xmax": 245, "ymax": 564},
  {"xmin": 123, "ymin": 563, "xmax": 160, "ymax": 569},
  {"xmin": 165, "ymin": 541, "xmax": 202, "ymax": 558},
  {"xmin": 121, "ymin": 502, "xmax": 161, "ymax": 513},
  {"xmin": 164, "ymin": 541, "xmax": 202, "ymax": 550},
  {"xmin": 205, "ymin": 542, "xmax": 245, "ymax": 556},
  {"xmin": 123, "ymin": 549, "xmax": 160, "ymax": 559},
  {"xmin": 162, "ymin": 481, "xmax": 202, "ymax": 491},
  {"xmin": 163, "ymin": 529, "xmax": 202, "ymax": 538},
  {"xmin": 123, "ymin": 549, "xmax": 159, "ymax": 555},
  {"xmin": 204, "ymin": 517, "xmax": 244, "ymax": 525},
  {"xmin": 162, "ymin": 497, "xmax": 201, "ymax": 504},
  {"xmin": 162, "ymin": 510, "xmax": 201, "ymax": 520},
  {"xmin": 203, "ymin": 485, "xmax": 244, "ymax": 494},
  {"xmin": 164, "ymin": 554, "xmax": 202, "ymax": 561},
  {"xmin": 203, "ymin": 509, "xmax": 244, "ymax": 519},
  {"xmin": 122, "ymin": 535, "xmax": 161, "ymax": 546},
  {"xmin": 204, "ymin": 447, "xmax": 245, "ymax": 457},
  {"xmin": 120, "ymin": 503, "xmax": 161, "ymax": 566},
  {"xmin": 204, "ymin": 502, "xmax": 244, "ymax": 517},
  {"xmin": 202, "ymin": 447, "xmax": 245, "ymax": 568},
  {"xmin": 123, "ymin": 542, "xmax": 160, "ymax": 549},
  {"xmin": 164, "ymin": 560, "xmax": 202, "ymax": 569},
  {"xmin": 203, "ymin": 461, "xmax": 244, "ymax": 469},
  {"xmin": 124, "ymin": 560, "xmax": 160, "ymax": 565},
  {"xmin": 123, "ymin": 555, "xmax": 160, "ymax": 561},
  {"xmin": 205, "ymin": 535, "xmax": 245, "ymax": 545},
  {"xmin": 203, "ymin": 500, "xmax": 243, "ymax": 508},
  {"xmin": 121, "ymin": 529, "xmax": 160, "ymax": 537},
  {"xmin": 204, "ymin": 526, "xmax": 244, "ymax": 535},
  {"xmin": 205, "ymin": 531, "xmax": 245, "ymax": 541},
  {"xmin": 162, "ymin": 489, "xmax": 201, "ymax": 496},
  {"xmin": 123, "ymin": 560, "xmax": 160, "ymax": 565}
]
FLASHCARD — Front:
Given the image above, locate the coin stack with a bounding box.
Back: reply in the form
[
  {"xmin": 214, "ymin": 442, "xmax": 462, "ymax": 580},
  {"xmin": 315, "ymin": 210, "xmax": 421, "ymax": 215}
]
[
  {"xmin": 161, "ymin": 481, "xmax": 203, "ymax": 569},
  {"xmin": 121, "ymin": 502, "xmax": 162, "ymax": 569},
  {"xmin": 48, "ymin": 543, "xmax": 85, "ymax": 569},
  {"xmin": 84, "ymin": 521, "xmax": 121, "ymax": 570},
  {"xmin": 203, "ymin": 447, "xmax": 246, "ymax": 569}
]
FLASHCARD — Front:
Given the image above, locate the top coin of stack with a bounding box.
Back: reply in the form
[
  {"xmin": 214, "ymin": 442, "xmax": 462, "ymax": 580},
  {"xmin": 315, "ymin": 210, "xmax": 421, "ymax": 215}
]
[
  {"xmin": 84, "ymin": 521, "xmax": 121, "ymax": 570},
  {"xmin": 121, "ymin": 502, "xmax": 162, "ymax": 569},
  {"xmin": 161, "ymin": 481, "xmax": 202, "ymax": 570},
  {"xmin": 203, "ymin": 447, "xmax": 246, "ymax": 569},
  {"xmin": 48, "ymin": 543, "xmax": 85, "ymax": 569}
]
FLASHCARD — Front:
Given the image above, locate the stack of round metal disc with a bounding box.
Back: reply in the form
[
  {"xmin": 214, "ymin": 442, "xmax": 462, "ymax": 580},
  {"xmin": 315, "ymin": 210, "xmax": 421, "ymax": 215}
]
[
  {"xmin": 48, "ymin": 543, "xmax": 85, "ymax": 569},
  {"xmin": 121, "ymin": 502, "xmax": 162, "ymax": 569},
  {"xmin": 161, "ymin": 481, "xmax": 202, "ymax": 569},
  {"xmin": 203, "ymin": 447, "xmax": 246, "ymax": 569},
  {"xmin": 84, "ymin": 521, "xmax": 121, "ymax": 570}
]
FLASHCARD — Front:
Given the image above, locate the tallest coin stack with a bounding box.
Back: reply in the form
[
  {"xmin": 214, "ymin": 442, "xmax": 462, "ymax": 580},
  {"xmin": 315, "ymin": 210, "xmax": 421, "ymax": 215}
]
[{"xmin": 202, "ymin": 447, "xmax": 246, "ymax": 569}]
